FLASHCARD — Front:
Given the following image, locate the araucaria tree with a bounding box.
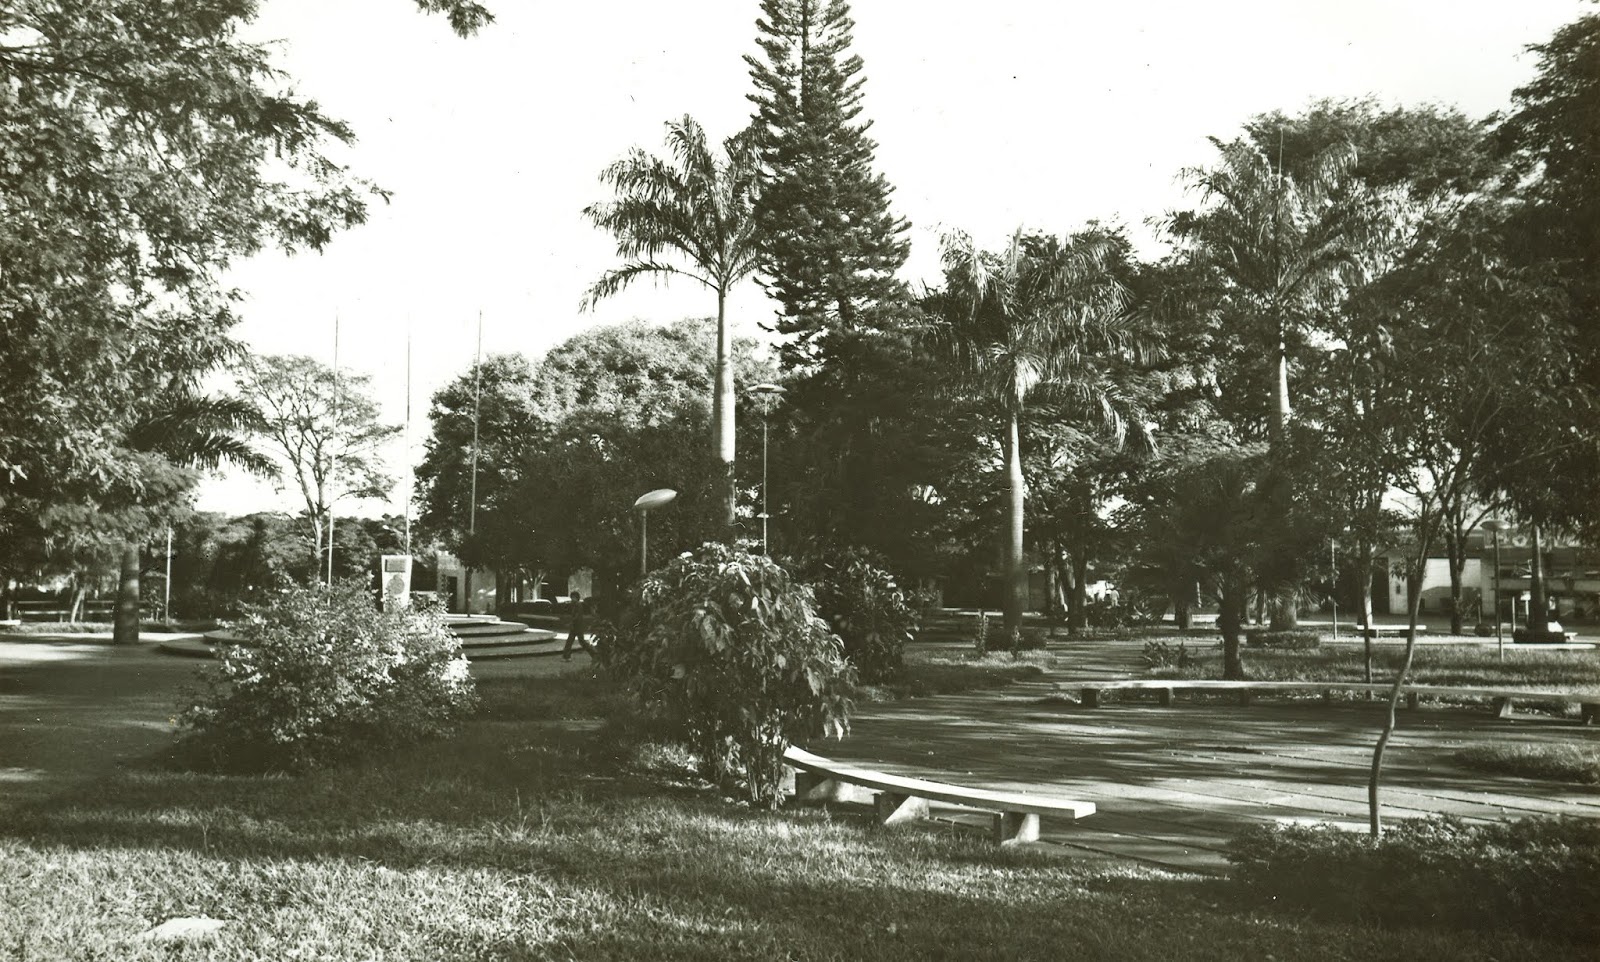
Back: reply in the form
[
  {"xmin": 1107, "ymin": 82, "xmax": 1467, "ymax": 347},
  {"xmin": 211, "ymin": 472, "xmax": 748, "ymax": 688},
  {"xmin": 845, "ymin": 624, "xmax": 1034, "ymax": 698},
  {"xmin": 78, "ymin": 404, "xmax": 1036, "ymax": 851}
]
[
  {"xmin": 931, "ymin": 228, "xmax": 1151, "ymax": 637},
  {"xmin": 746, "ymin": 0, "xmax": 910, "ymax": 351},
  {"xmin": 240, "ymin": 355, "xmax": 398, "ymax": 580},
  {"xmin": 583, "ymin": 116, "xmax": 761, "ymax": 529}
]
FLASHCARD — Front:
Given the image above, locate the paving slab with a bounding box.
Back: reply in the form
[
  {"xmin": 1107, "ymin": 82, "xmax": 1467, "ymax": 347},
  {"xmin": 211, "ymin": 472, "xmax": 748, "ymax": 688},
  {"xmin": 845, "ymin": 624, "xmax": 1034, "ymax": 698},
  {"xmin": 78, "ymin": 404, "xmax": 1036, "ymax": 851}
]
[{"xmin": 814, "ymin": 668, "xmax": 1600, "ymax": 872}]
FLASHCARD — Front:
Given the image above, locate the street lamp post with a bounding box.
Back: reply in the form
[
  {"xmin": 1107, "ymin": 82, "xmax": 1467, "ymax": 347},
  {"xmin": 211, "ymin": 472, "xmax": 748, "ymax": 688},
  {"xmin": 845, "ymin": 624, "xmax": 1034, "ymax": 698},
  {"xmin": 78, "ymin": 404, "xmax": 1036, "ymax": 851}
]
[
  {"xmin": 1482, "ymin": 519, "xmax": 1510, "ymax": 662},
  {"xmin": 633, "ymin": 488, "xmax": 677, "ymax": 579},
  {"xmin": 749, "ymin": 383, "xmax": 785, "ymax": 555}
]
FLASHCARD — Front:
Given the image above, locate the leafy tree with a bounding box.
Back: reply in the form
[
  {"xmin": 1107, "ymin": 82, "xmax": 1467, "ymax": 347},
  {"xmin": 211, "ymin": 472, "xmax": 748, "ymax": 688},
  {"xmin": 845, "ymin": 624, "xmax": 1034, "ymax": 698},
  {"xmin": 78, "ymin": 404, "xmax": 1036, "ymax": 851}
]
[
  {"xmin": 0, "ymin": 1, "xmax": 375, "ymax": 550},
  {"xmin": 111, "ymin": 393, "xmax": 273, "ymax": 643},
  {"xmin": 929, "ymin": 227, "xmax": 1151, "ymax": 636},
  {"xmin": 0, "ymin": 0, "xmax": 481, "ymax": 601},
  {"xmin": 746, "ymin": 0, "xmax": 910, "ymax": 356},
  {"xmin": 583, "ymin": 117, "xmax": 762, "ymax": 528},
  {"xmin": 415, "ymin": 320, "xmax": 775, "ymax": 601},
  {"xmin": 1493, "ymin": 10, "xmax": 1600, "ymax": 538},
  {"xmin": 239, "ymin": 355, "xmax": 398, "ymax": 581},
  {"xmin": 413, "ymin": 353, "xmax": 547, "ymax": 577},
  {"xmin": 765, "ymin": 322, "xmax": 978, "ymax": 586},
  {"xmin": 1121, "ymin": 443, "xmax": 1267, "ymax": 679}
]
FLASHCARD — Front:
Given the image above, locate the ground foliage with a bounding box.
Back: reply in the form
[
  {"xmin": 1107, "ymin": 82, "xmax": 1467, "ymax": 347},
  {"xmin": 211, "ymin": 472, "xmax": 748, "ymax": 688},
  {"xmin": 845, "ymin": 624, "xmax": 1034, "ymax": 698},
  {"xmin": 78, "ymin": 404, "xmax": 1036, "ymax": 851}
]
[
  {"xmin": 178, "ymin": 580, "xmax": 476, "ymax": 772},
  {"xmin": 796, "ymin": 547, "xmax": 918, "ymax": 684},
  {"xmin": 599, "ymin": 543, "xmax": 854, "ymax": 808},
  {"xmin": 1230, "ymin": 817, "xmax": 1600, "ymax": 943}
]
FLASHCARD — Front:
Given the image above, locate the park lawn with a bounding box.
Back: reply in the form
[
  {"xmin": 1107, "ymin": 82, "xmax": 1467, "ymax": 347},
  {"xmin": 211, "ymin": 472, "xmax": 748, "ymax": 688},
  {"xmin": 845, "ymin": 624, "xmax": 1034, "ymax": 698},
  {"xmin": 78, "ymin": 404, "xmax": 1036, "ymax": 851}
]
[
  {"xmin": 1165, "ymin": 643, "xmax": 1600, "ymax": 692},
  {"xmin": 859, "ymin": 648, "xmax": 1054, "ymax": 700},
  {"xmin": 1, "ymin": 669, "xmax": 1593, "ymax": 961}
]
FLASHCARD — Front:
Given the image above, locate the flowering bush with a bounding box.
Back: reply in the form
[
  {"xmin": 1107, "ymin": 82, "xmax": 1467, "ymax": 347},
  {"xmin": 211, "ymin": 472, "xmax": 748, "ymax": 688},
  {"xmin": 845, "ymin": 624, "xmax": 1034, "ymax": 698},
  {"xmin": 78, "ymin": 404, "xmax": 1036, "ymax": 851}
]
[
  {"xmin": 600, "ymin": 543, "xmax": 854, "ymax": 807},
  {"xmin": 178, "ymin": 580, "xmax": 477, "ymax": 772}
]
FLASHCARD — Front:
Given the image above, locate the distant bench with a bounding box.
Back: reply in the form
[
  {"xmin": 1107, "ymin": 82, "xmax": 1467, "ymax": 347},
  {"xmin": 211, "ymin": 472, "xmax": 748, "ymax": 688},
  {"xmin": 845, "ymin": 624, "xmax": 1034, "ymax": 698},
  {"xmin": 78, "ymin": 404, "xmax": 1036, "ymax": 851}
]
[
  {"xmin": 783, "ymin": 746, "xmax": 1095, "ymax": 845},
  {"xmin": 1071, "ymin": 679, "xmax": 1600, "ymax": 724}
]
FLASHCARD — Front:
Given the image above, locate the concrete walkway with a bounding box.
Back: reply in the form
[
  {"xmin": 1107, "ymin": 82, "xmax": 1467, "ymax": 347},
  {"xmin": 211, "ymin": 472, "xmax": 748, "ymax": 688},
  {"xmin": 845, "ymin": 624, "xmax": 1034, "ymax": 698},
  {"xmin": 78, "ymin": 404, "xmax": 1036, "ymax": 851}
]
[{"xmin": 813, "ymin": 635, "xmax": 1600, "ymax": 872}]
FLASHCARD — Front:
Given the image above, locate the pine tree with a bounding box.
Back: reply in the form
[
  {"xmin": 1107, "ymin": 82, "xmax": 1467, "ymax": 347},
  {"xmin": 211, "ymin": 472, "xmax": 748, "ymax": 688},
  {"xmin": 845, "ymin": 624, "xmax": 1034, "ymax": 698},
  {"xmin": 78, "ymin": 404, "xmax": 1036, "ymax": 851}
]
[{"xmin": 745, "ymin": 0, "xmax": 910, "ymax": 358}]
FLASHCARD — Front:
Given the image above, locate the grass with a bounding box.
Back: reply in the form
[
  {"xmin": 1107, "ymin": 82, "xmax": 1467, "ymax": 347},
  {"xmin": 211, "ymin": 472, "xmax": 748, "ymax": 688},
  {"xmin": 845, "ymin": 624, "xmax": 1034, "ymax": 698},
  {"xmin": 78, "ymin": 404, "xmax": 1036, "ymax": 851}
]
[
  {"xmin": 3, "ymin": 668, "xmax": 1595, "ymax": 960},
  {"xmin": 1454, "ymin": 743, "xmax": 1600, "ymax": 784},
  {"xmin": 1160, "ymin": 644, "xmax": 1600, "ymax": 692},
  {"xmin": 858, "ymin": 648, "xmax": 1053, "ymax": 700}
]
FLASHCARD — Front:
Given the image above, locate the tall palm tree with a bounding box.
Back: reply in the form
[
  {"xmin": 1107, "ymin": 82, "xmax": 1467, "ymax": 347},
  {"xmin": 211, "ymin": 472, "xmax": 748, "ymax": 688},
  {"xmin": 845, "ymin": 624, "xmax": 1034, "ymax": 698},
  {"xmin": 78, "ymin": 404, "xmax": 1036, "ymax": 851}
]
[
  {"xmin": 1169, "ymin": 139, "xmax": 1368, "ymax": 443},
  {"xmin": 112, "ymin": 393, "xmax": 273, "ymax": 644},
  {"xmin": 582, "ymin": 116, "xmax": 761, "ymax": 530},
  {"xmin": 932, "ymin": 228, "xmax": 1152, "ymax": 636}
]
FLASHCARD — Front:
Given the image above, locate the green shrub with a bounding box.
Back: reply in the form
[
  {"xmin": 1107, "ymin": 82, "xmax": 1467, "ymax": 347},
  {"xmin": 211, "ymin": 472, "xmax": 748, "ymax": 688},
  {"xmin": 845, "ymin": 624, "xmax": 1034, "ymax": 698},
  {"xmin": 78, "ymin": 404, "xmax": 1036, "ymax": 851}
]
[
  {"xmin": 600, "ymin": 543, "xmax": 855, "ymax": 808},
  {"xmin": 1142, "ymin": 640, "xmax": 1192, "ymax": 669},
  {"xmin": 1244, "ymin": 628, "xmax": 1321, "ymax": 649},
  {"xmin": 178, "ymin": 581, "xmax": 477, "ymax": 772},
  {"xmin": 1229, "ymin": 818, "xmax": 1600, "ymax": 942},
  {"xmin": 804, "ymin": 550, "xmax": 918, "ymax": 683}
]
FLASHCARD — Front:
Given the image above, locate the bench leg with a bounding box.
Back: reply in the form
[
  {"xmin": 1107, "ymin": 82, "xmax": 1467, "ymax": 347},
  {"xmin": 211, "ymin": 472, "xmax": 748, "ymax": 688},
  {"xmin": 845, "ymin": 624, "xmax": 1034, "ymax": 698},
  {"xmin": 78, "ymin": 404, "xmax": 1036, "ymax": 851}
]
[
  {"xmin": 1081, "ymin": 688, "xmax": 1101, "ymax": 708},
  {"xmin": 1492, "ymin": 696, "xmax": 1514, "ymax": 719},
  {"xmin": 1157, "ymin": 687, "xmax": 1173, "ymax": 707},
  {"xmin": 795, "ymin": 770, "xmax": 851, "ymax": 803},
  {"xmin": 992, "ymin": 812, "xmax": 1040, "ymax": 845},
  {"xmin": 1405, "ymin": 692, "xmax": 1420, "ymax": 710},
  {"xmin": 1322, "ymin": 689, "xmax": 1333, "ymax": 704},
  {"xmin": 1237, "ymin": 690, "xmax": 1254, "ymax": 707},
  {"xmin": 874, "ymin": 792, "xmax": 928, "ymax": 826}
]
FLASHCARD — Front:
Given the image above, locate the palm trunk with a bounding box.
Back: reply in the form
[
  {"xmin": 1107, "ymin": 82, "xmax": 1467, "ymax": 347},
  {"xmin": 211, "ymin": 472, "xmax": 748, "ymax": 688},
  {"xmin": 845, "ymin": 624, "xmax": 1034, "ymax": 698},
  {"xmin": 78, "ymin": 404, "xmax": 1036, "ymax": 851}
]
[
  {"xmin": 113, "ymin": 540, "xmax": 141, "ymax": 645},
  {"xmin": 1266, "ymin": 326, "xmax": 1299, "ymax": 631},
  {"xmin": 714, "ymin": 287, "xmax": 736, "ymax": 531},
  {"xmin": 1002, "ymin": 409, "xmax": 1026, "ymax": 636}
]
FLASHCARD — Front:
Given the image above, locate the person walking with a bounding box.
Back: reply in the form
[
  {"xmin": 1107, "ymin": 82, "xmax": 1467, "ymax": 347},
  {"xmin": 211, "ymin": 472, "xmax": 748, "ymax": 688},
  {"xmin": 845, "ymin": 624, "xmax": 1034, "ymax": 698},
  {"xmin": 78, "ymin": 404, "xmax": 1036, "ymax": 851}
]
[{"xmin": 563, "ymin": 591, "xmax": 589, "ymax": 660}]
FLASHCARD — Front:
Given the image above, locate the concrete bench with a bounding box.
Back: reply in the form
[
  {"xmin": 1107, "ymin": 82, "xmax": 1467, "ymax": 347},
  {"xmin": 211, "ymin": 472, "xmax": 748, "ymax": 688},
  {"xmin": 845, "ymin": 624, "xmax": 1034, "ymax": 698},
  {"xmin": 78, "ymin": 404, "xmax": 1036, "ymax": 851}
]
[
  {"xmin": 783, "ymin": 745, "xmax": 1095, "ymax": 845},
  {"xmin": 1073, "ymin": 679, "xmax": 1600, "ymax": 723}
]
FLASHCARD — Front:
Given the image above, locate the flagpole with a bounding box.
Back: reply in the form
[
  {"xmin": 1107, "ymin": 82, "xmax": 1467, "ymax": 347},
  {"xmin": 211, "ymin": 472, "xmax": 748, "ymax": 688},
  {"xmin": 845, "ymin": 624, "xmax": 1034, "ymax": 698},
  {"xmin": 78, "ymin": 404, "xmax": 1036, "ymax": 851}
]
[
  {"xmin": 404, "ymin": 317, "xmax": 413, "ymax": 559},
  {"xmin": 466, "ymin": 310, "xmax": 482, "ymax": 612},
  {"xmin": 328, "ymin": 313, "xmax": 339, "ymax": 585}
]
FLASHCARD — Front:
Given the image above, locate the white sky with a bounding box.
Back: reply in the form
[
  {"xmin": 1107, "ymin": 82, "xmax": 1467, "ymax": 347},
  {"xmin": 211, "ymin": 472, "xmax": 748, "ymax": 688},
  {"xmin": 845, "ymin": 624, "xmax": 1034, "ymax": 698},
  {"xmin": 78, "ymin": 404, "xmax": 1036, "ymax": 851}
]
[{"xmin": 203, "ymin": 0, "xmax": 1589, "ymax": 516}]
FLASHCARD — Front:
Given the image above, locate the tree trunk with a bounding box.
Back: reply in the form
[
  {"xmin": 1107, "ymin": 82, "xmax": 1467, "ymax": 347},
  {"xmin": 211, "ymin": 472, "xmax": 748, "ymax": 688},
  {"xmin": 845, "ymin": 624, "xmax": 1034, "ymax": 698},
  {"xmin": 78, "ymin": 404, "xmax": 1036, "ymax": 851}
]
[
  {"xmin": 1252, "ymin": 589, "xmax": 1266, "ymax": 627},
  {"xmin": 713, "ymin": 286, "xmax": 736, "ymax": 531},
  {"xmin": 1370, "ymin": 544, "xmax": 1428, "ymax": 837},
  {"xmin": 113, "ymin": 540, "xmax": 142, "ymax": 645},
  {"xmin": 1173, "ymin": 581, "xmax": 1192, "ymax": 631},
  {"xmin": 1044, "ymin": 550, "xmax": 1063, "ymax": 624},
  {"xmin": 1062, "ymin": 553, "xmax": 1081, "ymax": 634},
  {"xmin": 1443, "ymin": 524, "xmax": 1467, "ymax": 634},
  {"xmin": 68, "ymin": 581, "xmax": 85, "ymax": 622},
  {"xmin": 1359, "ymin": 541, "xmax": 1376, "ymax": 684},
  {"xmin": 1002, "ymin": 410, "xmax": 1027, "ymax": 636},
  {"xmin": 1528, "ymin": 523, "xmax": 1550, "ymax": 633},
  {"xmin": 1218, "ymin": 574, "xmax": 1246, "ymax": 680},
  {"xmin": 1070, "ymin": 554, "xmax": 1089, "ymax": 632}
]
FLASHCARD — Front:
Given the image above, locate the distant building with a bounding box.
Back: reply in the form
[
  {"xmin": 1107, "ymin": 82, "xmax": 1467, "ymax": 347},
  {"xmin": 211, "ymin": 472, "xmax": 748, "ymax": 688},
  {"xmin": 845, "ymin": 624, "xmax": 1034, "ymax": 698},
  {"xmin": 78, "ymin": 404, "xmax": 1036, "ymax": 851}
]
[{"xmin": 1378, "ymin": 530, "xmax": 1599, "ymax": 622}]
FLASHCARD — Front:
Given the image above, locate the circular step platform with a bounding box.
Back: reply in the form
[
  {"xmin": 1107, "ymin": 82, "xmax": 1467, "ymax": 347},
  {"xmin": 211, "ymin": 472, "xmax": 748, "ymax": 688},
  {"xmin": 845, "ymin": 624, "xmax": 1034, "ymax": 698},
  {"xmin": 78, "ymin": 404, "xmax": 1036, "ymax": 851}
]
[{"xmin": 156, "ymin": 612, "xmax": 562, "ymax": 661}]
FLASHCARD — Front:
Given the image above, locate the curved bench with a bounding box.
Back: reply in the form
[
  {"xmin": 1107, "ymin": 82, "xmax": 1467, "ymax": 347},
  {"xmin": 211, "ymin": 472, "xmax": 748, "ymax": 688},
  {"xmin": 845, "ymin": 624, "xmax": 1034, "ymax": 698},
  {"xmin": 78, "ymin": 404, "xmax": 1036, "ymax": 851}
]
[
  {"xmin": 1071, "ymin": 679, "xmax": 1600, "ymax": 723},
  {"xmin": 783, "ymin": 745, "xmax": 1095, "ymax": 845}
]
